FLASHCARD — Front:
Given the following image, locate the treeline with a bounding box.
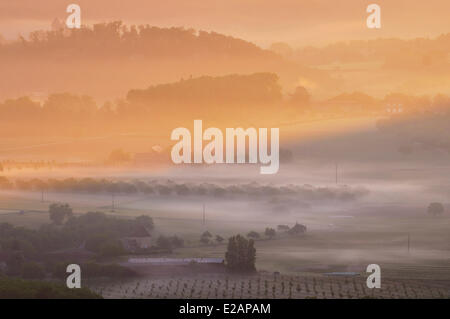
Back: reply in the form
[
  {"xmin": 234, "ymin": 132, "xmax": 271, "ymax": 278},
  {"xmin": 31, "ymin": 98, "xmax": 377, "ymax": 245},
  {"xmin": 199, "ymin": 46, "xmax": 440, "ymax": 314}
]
[
  {"xmin": 0, "ymin": 73, "xmax": 284, "ymax": 136},
  {"xmin": 0, "ymin": 176, "xmax": 369, "ymax": 201},
  {"xmin": 125, "ymin": 73, "xmax": 282, "ymax": 123},
  {"xmin": 2, "ymin": 75, "xmax": 449, "ymax": 137},
  {"xmin": 0, "ymin": 211, "xmax": 155, "ymax": 282},
  {"xmin": 0, "ymin": 208, "xmax": 201, "ymax": 284},
  {"xmin": 0, "ymin": 21, "xmax": 301, "ymax": 103},
  {"xmin": 1, "ymin": 21, "xmax": 267, "ymax": 60},
  {"xmin": 274, "ymin": 34, "xmax": 450, "ymax": 68},
  {"xmin": 0, "ymin": 212, "xmax": 154, "ymax": 262},
  {"xmin": 199, "ymin": 222, "xmax": 306, "ymax": 246}
]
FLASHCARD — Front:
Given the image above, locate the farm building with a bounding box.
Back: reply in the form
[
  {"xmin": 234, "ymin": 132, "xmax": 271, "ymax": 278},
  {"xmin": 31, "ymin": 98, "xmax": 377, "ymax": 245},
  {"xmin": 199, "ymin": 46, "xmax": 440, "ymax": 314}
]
[
  {"xmin": 120, "ymin": 225, "xmax": 152, "ymax": 252},
  {"xmin": 288, "ymin": 223, "xmax": 307, "ymax": 235}
]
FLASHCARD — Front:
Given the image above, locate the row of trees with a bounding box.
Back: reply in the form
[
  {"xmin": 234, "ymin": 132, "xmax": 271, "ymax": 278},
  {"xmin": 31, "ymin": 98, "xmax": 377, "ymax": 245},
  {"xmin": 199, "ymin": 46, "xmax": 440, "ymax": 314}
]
[
  {"xmin": 0, "ymin": 176, "xmax": 369, "ymax": 202},
  {"xmin": 0, "ymin": 73, "xmax": 285, "ymax": 136},
  {"xmin": 275, "ymin": 34, "xmax": 450, "ymax": 67},
  {"xmin": 200, "ymin": 223, "xmax": 306, "ymax": 247},
  {"xmin": 3, "ymin": 87, "xmax": 449, "ymax": 138},
  {"xmin": 0, "ymin": 73, "xmax": 282, "ymax": 121},
  {"xmin": 244, "ymin": 223, "xmax": 307, "ymax": 240},
  {"xmin": 199, "ymin": 222, "xmax": 306, "ymax": 247},
  {"xmin": 0, "ymin": 207, "xmax": 156, "ymax": 275}
]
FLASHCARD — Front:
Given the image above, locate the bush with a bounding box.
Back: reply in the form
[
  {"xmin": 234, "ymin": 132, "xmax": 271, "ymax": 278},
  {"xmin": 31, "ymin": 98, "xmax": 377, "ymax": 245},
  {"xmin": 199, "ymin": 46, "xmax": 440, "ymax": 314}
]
[
  {"xmin": 49, "ymin": 203, "xmax": 73, "ymax": 225},
  {"xmin": 169, "ymin": 235, "xmax": 184, "ymax": 248},
  {"xmin": 264, "ymin": 228, "xmax": 276, "ymax": 239},
  {"xmin": 200, "ymin": 231, "xmax": 213, "ymax": 244},
  {"xmin": 156, "ymin": 236, "xmax": 173, "ymax": 250}
]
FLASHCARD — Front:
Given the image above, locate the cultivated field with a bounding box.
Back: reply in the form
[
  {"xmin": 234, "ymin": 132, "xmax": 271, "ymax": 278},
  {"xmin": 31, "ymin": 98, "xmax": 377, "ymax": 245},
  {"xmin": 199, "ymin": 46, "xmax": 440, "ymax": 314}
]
[{"xmin": 87, "ymin": 272, "xmax": 449, "ymax": 299}]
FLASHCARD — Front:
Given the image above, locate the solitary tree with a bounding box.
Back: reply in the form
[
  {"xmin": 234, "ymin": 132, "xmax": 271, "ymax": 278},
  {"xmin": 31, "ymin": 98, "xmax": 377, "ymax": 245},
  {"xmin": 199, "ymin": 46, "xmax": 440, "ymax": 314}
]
[
  {"xmin": 427, "ymin": 202, "xmax": 444, "ymax": 217},
  {"xmin": 200, "ymin": 231, "xmax": 212, "ymax": 244},
  {"xmin": 169, "ymin": 235, "xmax": 184, "ymax": 248},
  {"xmin": 49, "ymin": 203, "xmax": 73, "ymax": 225},
  {"xmin": 225, "ymin": 235, "xmax": 256, "ymax": 272},
  {"xmin": 135, "ymin": 215, "xmax": 154, "ymax": 230},
  {"xmin": 264, "ymin": 228, "xmax": 276, "ymax": 239},
  {"xmin": 201, "ymin": 231, "xmax": 212, "ymax": 238}
]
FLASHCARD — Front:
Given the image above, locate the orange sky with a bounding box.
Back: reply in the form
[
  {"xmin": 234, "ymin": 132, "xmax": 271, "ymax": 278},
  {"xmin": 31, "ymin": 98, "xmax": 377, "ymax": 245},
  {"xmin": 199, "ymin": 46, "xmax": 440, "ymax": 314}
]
[{"xmin": 1, "ymin": 0, "xmax": 450, "ymax": 47}]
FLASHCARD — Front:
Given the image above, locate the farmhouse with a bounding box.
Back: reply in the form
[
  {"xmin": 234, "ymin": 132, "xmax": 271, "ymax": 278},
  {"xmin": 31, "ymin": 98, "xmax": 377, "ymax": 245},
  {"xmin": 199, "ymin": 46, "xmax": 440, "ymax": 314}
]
[
  {"xmin": 288, "ymin": 223, "xmax": 307, "ymax": 235},
  {"xmin": 120, "ymin": 225, "xmax": 152, "ymax": 252}
]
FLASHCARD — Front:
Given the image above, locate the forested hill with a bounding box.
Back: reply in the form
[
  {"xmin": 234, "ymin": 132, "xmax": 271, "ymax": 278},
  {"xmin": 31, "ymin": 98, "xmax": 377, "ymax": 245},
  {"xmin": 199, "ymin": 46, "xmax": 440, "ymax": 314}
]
[{"xmin": 0, "ymin": 21, "xmax": 331, "ymax": 101}]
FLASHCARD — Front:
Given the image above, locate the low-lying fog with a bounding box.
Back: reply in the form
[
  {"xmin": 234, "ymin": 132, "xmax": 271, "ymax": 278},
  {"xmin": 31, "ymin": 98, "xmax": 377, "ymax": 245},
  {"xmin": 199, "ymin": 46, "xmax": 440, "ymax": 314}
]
[{"xmin": 3, "ymin": 121, "xmax": 450, "ymax": 227}]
